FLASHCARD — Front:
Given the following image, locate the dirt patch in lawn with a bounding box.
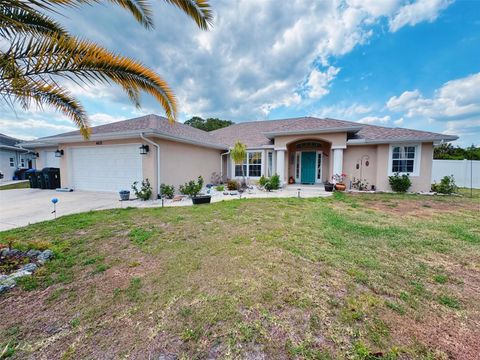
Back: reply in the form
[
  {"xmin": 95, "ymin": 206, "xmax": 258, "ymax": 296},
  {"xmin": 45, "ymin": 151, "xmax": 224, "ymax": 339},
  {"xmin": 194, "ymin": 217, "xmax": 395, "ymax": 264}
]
[{"xmin": 354, "ymin": 195, "xmax": 478, "ymax": 218}]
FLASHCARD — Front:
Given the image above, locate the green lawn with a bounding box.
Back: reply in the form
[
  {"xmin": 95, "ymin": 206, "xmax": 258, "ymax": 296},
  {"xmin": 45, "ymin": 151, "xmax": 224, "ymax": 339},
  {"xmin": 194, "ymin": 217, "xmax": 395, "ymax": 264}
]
[
  {"xmin": 0, "ymin": 181, "xmax": 30, "ymax": 190},
  {"xmin": 0, "ymin": 192, "xmax": 479, "ymax": 359}
]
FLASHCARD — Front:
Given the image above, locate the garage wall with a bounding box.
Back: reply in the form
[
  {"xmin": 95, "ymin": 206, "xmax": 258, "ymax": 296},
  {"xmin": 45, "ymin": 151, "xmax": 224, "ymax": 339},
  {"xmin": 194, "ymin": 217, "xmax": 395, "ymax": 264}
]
[
  {"xmin": 153, "ymin": 138, "xmax": 222, "ymax": 191},
  {"xmin": 34, "ymin": 147, "xmax": 59, "ymax": 169},
  {"xmin": 54, "ymin": 138, "xmax": 154, "ymax": 192}
]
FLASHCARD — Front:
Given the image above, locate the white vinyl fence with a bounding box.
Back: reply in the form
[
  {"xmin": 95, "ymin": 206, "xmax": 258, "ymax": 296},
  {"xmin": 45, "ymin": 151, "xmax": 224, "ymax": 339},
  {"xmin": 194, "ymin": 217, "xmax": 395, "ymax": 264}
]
[{"xmin": 432, "ymin": 159, "xmax": 480, "ymax": 189}]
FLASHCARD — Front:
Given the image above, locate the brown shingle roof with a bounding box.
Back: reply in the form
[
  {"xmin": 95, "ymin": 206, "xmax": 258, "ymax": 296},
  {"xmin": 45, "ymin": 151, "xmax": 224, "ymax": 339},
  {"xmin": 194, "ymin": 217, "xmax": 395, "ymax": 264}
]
[
  {"xmin": 41, "ymin": 114, "xmax": 227, "ymax": 148},
  {"xmin": 35, "ymin": 115, "xmax": 457, "ymax": 149},
  {"xmin": 211, "ymin": 116, "xmax": 457, "ymax": 147}
]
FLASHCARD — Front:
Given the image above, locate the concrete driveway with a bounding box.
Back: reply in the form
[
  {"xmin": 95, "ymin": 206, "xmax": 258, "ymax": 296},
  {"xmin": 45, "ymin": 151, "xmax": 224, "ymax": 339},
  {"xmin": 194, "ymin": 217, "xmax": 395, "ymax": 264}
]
[{"xmin": 0, "ymin": 189, "xmax": 121, "ymax": 231}]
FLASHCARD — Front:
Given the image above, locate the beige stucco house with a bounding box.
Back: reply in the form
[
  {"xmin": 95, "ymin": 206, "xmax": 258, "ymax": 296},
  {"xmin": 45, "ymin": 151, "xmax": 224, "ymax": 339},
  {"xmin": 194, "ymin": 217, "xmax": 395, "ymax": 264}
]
[{"xmin": 19, "ymin": 114, "xmax": 457, "ymax": 197}]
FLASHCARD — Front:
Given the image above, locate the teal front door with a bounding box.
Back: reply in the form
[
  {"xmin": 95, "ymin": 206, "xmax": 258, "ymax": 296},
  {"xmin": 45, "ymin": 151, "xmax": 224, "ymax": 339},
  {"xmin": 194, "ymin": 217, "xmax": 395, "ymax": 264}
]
[{"xmin": 301, "ymin": 152, "xmax": 316, "ymax": 184}]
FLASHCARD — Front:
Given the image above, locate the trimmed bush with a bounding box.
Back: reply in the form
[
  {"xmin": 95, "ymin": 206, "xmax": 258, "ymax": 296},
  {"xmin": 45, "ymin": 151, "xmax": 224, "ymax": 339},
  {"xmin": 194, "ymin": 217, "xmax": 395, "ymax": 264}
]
[
  {"xmin": 258, "ymin": 175, "xmax": 268, "ymax": 187},
  {"xmin": 388, "ymin": 173, "xmax": 411, "ymax": 193},
  {"xmin": 132, "ymin": 179, "xmax": 152, "ymax": 200},
  {"xmin": 227, "ymin": 179, "xmax": 239, "ymax": 190},
  {"xmin": 432, "ymin": 175, "xmax": 457, "ymax": 194},
  {"xmin": 160, "ymin": 183, "xmax": 175, "ymax": 199},
  {"xmin": 179, "ymin": 176, "xmax": 204, "ymax": 198}
]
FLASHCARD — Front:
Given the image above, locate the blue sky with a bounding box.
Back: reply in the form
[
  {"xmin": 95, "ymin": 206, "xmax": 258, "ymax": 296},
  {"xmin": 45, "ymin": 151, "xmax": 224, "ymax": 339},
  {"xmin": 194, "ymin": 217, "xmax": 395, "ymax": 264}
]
[{"xmin": 1, "ymin": 0, "xmax": 479, "ymax": 145}]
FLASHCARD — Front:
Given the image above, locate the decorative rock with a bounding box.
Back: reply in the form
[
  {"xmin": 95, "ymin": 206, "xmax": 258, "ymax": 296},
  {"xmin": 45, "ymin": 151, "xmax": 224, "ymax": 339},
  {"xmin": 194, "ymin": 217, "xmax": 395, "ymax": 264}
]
[
  {"xmin": 26, "ymin": 249, "xmax": 42, "ymax": 257},
  {"xmin": 37, "ymin": 249, "xmax": 54, "ymax": 264},
  {"xmin": 0, "ymin": 278, "xmax": 16, "ymax": 293},
  {"xmin": 22, "ymin": 263, "xmax": 38, "ymax": 273},
  {"xmin": 8, "ymin": 269, "xmax": 32, "ymax": 280},
  {"xmin": 229, "ymin": 191, "xmax": 238, "ymax": 195}
]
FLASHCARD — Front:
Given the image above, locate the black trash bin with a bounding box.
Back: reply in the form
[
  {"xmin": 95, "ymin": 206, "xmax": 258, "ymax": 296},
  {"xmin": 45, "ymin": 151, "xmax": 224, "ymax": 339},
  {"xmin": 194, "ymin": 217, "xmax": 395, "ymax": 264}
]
[
  {"xmin": 42, "ymin": 167, "xmax": 61, "ymax": 189},
  {"xmin": 35, "ymin": 170, "xmax": 46, "ymax": 189},
  {"xmin": 26, "ymin": 169, "xmax": 37, "ymax": 188}
]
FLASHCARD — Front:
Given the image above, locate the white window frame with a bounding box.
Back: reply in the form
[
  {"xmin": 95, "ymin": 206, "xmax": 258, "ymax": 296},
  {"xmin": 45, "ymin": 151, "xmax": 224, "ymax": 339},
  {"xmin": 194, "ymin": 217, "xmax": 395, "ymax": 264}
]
[
  {"xmin": 232, "ymin": 150, "xmax": 264, "ymax": 179},
  {"xmin": 9, "ymin": 157, "xmax": 15, "ymax": 167},
  {"xmin": 294, "ymin": 151, "xmax": 323, "ymax": 183},
  {"xmin": 388, "ymin": 143, "xmax": 421, "ymax": 177},
  {"xmin": 267, "ymin": 151, "xmax": 274, "ymax": 177}
]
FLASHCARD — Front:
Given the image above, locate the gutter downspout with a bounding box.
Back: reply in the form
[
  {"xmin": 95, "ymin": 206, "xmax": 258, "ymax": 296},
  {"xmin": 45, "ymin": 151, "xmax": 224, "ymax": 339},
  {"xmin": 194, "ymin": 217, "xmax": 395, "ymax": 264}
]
[
  {"xmin": 140, "ymin": 133, "xmax": 160, "ymax": 197},
  {"xmin": 221, "ymin": 150, "xmax": 230, "ymax": 180}
]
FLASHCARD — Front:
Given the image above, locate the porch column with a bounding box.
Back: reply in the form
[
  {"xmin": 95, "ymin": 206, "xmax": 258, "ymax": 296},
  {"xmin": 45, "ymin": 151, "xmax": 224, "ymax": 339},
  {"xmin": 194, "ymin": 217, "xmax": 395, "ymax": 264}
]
[
  {"xmin": 332, "ymin": 148, "xmax": 344, "ymax": 176},
  {"xmin": 275, "ymin": 149, "xmax": 286, "ymax": 186}
]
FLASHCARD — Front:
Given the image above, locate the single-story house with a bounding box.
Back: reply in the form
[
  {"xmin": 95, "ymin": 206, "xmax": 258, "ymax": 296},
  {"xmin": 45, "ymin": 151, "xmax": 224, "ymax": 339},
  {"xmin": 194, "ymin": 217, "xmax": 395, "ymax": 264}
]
[
  {"xmin": 0, "ymin": 133, "xmax": 36, "ymax": 182},
  {"xmin": 19, "ymin": 114, "xmax": 457, "ymax": 196}
]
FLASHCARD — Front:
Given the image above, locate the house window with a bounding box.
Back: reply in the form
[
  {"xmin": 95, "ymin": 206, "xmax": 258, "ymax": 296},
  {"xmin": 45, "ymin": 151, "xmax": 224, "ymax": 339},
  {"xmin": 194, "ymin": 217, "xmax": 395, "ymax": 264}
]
[
  {"xmin": 391, "ymin": 145, "xmax": 417, "ymax": 174},
  {"xmin": 267, "ymin": 151, "xmax": 273, "ymax": 177},
  {"xmin": 234, "ymin": 151, "xmax": 263, "ymax": 178},
  {"xmin": 234, "ymin": 159, "xmax": 247, "ymax": 177},
  {"xmin": 248, "ymin": 152, "xmax": 262, "ymax": 177},
  {"xmin": 9, "ymin": 157, "xmax": 15, "ymax": 167}
]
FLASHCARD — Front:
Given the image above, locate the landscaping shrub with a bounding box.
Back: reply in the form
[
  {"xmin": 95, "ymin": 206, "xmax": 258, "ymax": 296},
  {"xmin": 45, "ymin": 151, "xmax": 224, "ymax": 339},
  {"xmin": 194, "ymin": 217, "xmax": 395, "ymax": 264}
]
[
  {"xmin": 388, "ymin": 173, "xmax": 411, "ymax": 192},
  {"xmin": 131, "ymin": 179, "xmax": 152, "ymax": 200},
  {"xmin": 227, "ymin": 179, "xmax": 239, "ymax": 190},
  {"xmin": 431, "ymin": 175, "xmax": 457, "ymax": 194},
  {"xmin": 160, "ymin": 183, "xmax": 175, "ymax": 199},
  {"xmin": 179, "ymin": 176, "xmax": 204, "ymax": 197},
  {"xmin": 215, "ymin": 185, "xmax": 225, "ymax": 191},
  {"xmin": 261, "ymin": 174, "xmax": 280, "ymax": 191},
  {"xmin": 258, "ymin": 175, "xmax": 268, "ymax": 187},
  {"xmin": 269, "ymin": 174, "xmax": 280, "ymax": 190}
]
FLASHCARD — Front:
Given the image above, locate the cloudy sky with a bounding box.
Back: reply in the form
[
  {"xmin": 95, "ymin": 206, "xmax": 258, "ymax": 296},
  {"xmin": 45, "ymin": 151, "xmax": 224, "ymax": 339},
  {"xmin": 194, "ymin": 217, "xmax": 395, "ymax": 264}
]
[{"xmin": 2, "ymin": 0, "xmax": 479, "ymax": 145}]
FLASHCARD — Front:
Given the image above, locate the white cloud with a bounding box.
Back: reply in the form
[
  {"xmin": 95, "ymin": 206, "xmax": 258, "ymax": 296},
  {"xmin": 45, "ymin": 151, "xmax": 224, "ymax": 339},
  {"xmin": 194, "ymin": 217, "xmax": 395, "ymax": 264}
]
[
  {"xmin": 387, "ymin": 72, "xmax": 480, "ymax": 120},
  {"xmin": 389, "ymin": 0, "xmax": 453, "ymax": 32},
  {"xmin": 394, "ymin": 117, "xmax": 404, "ymax": 126},
  {"xmin": 0, "ymin": 0, "xmax": 454, "ymax": 138},
  {"xmin": 89, "ymin": 113, "xmax": 124, "ymax": 126},
  {"xmin": 305, "ymin": 66, "xmax": 340, "ymax": 99},
  {"xmin": 0, "ymin": 118, "xmax": 75, "ymax": 133},
  {"xmin": 357, "ymin": 115, "xmax": 390, "ymax": 124}
]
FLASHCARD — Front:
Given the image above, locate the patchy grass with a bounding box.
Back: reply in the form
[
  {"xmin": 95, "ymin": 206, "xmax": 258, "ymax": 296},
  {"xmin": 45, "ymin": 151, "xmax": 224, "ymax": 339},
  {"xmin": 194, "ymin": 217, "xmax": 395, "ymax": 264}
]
[
  {"xmin": 0, "ymin": 193, "xmax": 479, "ymax": 359},
  {"xmin": 0, "ymin": 181, "xmax": 30, "ymax": 190}
]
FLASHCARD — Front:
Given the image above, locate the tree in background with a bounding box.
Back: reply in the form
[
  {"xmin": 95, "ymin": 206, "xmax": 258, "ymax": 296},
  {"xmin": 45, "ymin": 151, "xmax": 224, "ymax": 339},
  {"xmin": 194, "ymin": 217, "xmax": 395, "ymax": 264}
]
[
  {"xmin": 0, "ymin": 0, "xmax": 213, "ymax": 138},
  {"xmin": 434, "ymin": 143, "xmax": 480, "ymax": 160},
  {"xmin": 230, "ymin": 141, "xmax": 247, "ymax": 188},
  {"xmin": 184, "ymin": 116, "xmax": 234, "ymax": 131}
]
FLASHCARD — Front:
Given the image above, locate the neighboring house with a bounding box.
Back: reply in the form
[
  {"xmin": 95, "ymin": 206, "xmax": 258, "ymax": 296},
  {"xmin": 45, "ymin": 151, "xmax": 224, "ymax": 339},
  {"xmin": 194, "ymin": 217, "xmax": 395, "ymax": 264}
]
[
  {"xmin": 19, "ymin": 114, "xmax": 457, "ymax": 196},
  {"xmin": 0, "ymin": 133, "xmax": 36, "ymax": 182}
]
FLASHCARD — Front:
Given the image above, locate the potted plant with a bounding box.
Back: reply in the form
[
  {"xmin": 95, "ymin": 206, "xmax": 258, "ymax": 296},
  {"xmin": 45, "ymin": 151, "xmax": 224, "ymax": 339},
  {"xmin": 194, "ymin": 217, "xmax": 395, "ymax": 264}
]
[
  {"xmin": 179, "ymin": 176, "xmax": 211, "ymax": 204},
  {"xmin": 119, "ymin": 190, "xmax": 130, "ymax": 201},
  {"xmin": 324, "ymin": 182, "xmax": 334, "ymax": 192},
  {"xmin": 332, "ymin": 173, "xmax": 347, "ymax": 191}
]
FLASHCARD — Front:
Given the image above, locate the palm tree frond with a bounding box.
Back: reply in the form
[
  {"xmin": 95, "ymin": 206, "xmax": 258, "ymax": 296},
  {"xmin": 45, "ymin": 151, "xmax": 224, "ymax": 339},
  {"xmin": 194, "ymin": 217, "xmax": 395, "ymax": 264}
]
[
  {"xmin": 164, "ymin": 0, "xmax": 213, "ymax": 30},
  {"xmin": 0, "ymin": 5, "xmax": 68, "ymax": 38}
]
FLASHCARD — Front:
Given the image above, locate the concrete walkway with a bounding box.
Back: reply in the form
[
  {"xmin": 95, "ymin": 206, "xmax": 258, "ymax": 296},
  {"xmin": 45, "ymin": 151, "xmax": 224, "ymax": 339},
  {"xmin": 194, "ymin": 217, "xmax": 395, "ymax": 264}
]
[{"xmin": 0, "ymin": 186, "xmax": 332, "ymax": 231}]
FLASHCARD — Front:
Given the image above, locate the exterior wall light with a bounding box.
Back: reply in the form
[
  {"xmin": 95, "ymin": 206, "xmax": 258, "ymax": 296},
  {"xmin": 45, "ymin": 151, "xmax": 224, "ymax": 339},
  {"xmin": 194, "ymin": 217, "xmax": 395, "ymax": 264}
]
[
  {"xmin": 35, "ymin": 152, "xmax": 40, "ymax": 158},
  {"xmin": 139, "ymin": 144, "xmax": 150, "ymax": 155},
  {"xmin": 55, "ymin": 149, "xmax": 64, "ymax": 157}
]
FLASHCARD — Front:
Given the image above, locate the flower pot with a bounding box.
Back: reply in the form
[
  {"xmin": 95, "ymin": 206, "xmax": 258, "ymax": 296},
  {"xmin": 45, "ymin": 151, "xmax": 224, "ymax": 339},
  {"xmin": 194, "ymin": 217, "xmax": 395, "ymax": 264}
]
[
  {"xmin": 324, "ymin": 183, "xmax": 334, "ymax": 192},
  {"xmin": 119, "ymin": 190, "xmax": 130, "ymax": 201},
  {"xmin": 192, "ymin": 195, "xmax": 211, "ymax": 205},
  {"xmin": 335, "ymin": 183, "xmax": 346, "ymax": 191}
]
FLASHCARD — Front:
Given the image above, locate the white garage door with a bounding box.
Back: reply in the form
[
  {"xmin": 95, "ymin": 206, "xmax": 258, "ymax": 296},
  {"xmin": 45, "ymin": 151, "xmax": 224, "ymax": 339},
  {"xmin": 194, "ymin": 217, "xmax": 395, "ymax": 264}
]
[{"xmin": 70, "ymin": 144, "xmax": 143, "ymax": 192}]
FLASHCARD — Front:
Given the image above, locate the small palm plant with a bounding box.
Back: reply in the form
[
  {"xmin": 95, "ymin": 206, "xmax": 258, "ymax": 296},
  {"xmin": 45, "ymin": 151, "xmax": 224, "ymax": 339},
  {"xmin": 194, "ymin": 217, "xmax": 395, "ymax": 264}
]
[
  {"xmin": 0, "ymin": 0, "xmax": 213, "ymax": 138},
  {"xmin": 231, "ymin": 141, "xmax": 247, "ymax": 188}
]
